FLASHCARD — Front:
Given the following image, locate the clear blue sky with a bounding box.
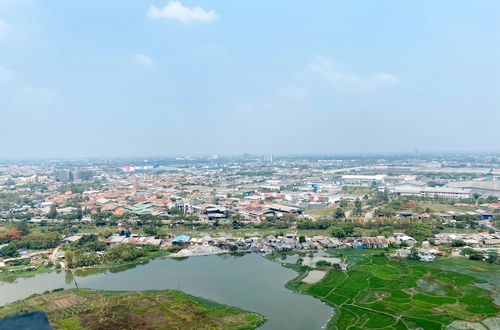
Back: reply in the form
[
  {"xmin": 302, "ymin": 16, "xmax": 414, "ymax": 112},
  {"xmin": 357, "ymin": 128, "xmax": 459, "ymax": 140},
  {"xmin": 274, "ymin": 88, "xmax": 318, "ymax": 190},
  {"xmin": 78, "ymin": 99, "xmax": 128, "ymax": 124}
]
[{"xmin": 0, "ymin": 0, "xmax": 499, "ymax": 158}]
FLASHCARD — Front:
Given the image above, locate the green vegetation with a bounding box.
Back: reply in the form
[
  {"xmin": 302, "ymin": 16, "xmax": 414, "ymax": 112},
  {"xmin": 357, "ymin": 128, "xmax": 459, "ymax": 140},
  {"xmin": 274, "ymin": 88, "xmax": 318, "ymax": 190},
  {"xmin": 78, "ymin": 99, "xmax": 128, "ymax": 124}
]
[
  {"xmin": 306, "ymin": 206, "xmax": 337, "ymax": 217},
  {"xmin": 63, "ymin": 235, "xmax": 167, "ymax": 269},
  {"xmin": 0, "ymin": 289, "xmax": 265, "ymax": 330},
  {"xmin": 287, "ymin": 251, "xmax": 500, "ymax": 329}
]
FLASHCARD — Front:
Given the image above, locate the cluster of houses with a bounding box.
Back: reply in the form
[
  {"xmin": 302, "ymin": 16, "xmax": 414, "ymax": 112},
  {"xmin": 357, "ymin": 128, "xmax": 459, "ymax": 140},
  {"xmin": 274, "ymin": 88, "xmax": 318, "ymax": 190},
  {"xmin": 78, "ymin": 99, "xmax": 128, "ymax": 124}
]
[
  {"xmin": 433, "ymin": 232, "xmax": 500, "ymax": 246},
  {"xmin": 59, "ymin": 229, "xmax": 500, "ymax": 257}
]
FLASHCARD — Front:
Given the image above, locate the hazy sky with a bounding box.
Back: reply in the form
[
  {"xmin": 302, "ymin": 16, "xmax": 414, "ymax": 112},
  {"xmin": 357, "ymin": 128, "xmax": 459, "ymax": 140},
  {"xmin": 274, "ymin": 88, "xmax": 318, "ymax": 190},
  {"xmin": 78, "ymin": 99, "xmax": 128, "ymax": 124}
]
[{"xmin": 0, "ymin": 0, "xmax": 499, "ymax": 158}]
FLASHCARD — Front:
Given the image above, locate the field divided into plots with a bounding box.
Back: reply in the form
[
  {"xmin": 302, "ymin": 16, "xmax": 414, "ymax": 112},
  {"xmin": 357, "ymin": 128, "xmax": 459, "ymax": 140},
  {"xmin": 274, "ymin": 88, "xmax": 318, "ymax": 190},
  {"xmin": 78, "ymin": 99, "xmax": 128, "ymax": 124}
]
[{"xmin": 288, "ymin": 253, "xmax": 499, "ymax": 330}]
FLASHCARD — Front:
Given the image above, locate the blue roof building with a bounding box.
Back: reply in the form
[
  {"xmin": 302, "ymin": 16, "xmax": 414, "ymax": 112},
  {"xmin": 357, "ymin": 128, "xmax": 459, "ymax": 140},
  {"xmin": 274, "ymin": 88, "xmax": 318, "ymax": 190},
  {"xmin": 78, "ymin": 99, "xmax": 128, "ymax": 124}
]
[{"xmin": 172, "ymin": 235, "xmax": 191, "ymax": 244}]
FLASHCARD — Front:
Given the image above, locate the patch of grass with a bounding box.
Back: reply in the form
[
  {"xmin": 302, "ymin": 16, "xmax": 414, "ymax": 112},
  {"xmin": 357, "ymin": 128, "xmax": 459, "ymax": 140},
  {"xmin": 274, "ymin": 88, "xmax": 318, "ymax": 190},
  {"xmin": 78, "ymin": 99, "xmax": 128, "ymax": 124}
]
[
  {"xmin": 324, "ymin": 293, "xmax": 350, "ymax": 306},
  {"xmin": 0, "ymin": 289, "xmax": 265, "ymax": 330},
  {"xmin": 306, "ymin": 206, "xmax": 337, "ymax": 217},
  {"xmin": 412, "ymin": 293, "xmax": 456, "ymax": 305}
]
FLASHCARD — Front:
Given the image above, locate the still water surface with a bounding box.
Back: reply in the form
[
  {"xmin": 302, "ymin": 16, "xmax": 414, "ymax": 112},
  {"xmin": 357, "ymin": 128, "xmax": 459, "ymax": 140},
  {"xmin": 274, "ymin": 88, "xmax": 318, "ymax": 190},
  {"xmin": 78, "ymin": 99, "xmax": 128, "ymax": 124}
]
[{"xmin": 0, "ymin": 253, "xmax": 332, "ymax": 330}]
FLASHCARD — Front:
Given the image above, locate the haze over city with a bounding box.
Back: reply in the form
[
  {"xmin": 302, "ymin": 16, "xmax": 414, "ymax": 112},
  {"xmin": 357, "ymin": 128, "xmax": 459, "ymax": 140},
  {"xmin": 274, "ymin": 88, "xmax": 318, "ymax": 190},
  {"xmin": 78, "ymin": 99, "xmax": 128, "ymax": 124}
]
[
  {"xmin": 1, "ymin": 2, "xmax": 500, "ymax": 329},
  {"xmin": 0, "ymin": 0, "xmax": 499, "ymax": 158}
]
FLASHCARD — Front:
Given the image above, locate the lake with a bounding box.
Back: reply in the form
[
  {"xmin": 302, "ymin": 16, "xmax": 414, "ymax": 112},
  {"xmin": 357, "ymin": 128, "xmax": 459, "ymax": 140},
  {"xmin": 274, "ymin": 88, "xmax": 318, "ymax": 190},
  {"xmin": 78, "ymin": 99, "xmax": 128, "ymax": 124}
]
[{"xmin": 0, "ymin": 253, "xmax": 333, "ymax": 330}]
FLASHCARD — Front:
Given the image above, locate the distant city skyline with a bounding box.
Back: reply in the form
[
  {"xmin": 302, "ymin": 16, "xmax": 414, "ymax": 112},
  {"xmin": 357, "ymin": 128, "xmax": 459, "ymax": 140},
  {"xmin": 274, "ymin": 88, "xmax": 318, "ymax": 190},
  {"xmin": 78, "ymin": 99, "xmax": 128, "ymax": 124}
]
[{"xmin": 0, "ymin": 1, "xmax": 499, "ymax": 158}]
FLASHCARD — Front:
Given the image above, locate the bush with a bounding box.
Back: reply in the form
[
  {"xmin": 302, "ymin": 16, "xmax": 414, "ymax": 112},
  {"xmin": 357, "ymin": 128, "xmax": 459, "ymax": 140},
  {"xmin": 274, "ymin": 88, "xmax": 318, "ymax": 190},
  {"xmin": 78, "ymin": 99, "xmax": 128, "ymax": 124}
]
[
  {"xmin": 9, "ymin": 258, "xmax": 31, "ymax": 266},
  {"xmin": 0, "ymin": 244, "xmax": 19, "ymax": 258},
  {"xmin": 316, "ymin": 260, "xmax": 332, "ymax": 268},
  {"xmin": 462, "ymin": 248, "xmax": 484, "ymax": 261},
  {"xmin": 105, "ymin": 243, "xmax": 145, "ymax": 263},
  {"xmin": 451, "ymin": 240, "xmax": 466, "ymax": 247},
  {"xmin": 143, "ymin": 244, "xmax": 160, "ymax": 252},
  {"xmin": 330, "ymin": 226, "xmax": 346, "ymax": 238},
  {"xmin": 167, "ymin": 246, "xmax": 183, "ymax": 253}
]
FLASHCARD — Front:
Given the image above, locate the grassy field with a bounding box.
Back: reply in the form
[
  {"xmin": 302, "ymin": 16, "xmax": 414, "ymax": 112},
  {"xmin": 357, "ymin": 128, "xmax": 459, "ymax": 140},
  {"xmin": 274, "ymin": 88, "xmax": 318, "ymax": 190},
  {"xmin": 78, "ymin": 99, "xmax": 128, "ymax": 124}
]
[
  {"xmin": 419, "ymin": 203, "xmax": 476, "ymax": 213},
  {"xmin": 306, "ymin": 206, "xmax": 337, "ymax": 217},
  {"xmin": 287, "ymin": 251, "xmax": 500, "ymax": 329},
  {"xmin": 0, "ymin": 289, "xmax": 265, "ymax": 330}
]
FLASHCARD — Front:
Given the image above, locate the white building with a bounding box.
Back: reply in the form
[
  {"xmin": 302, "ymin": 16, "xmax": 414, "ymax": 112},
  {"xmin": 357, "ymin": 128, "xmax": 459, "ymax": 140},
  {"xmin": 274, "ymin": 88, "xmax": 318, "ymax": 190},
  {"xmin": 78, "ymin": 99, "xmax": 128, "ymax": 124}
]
[{"xmin": 340, "ymin": 174, "xmax": 386, "ymax": 187}]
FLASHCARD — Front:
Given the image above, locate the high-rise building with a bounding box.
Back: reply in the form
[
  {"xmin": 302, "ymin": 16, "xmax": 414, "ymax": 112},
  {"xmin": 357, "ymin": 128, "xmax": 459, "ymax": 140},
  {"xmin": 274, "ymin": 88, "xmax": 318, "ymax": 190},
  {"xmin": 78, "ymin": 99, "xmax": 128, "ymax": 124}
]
[{"xmin": 57, "ymin": 170, "xmax": 74, "ymax": 182}]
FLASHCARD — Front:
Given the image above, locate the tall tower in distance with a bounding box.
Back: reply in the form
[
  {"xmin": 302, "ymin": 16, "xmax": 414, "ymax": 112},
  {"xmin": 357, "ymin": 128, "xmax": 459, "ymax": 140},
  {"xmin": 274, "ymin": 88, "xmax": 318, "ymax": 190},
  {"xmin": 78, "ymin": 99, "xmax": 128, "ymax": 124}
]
[{"xmin": 263, "ymin": 154, "xmax": 273, "ymax": 162}]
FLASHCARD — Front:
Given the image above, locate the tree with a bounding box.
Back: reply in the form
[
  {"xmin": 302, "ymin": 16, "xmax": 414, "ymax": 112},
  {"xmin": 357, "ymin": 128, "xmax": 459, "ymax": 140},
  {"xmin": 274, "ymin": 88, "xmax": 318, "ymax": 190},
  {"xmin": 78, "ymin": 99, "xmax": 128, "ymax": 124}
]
[
  {"xmin": 462, "ymin": 248, "xmax": 484, "ymax": 261},
  {"xmin": 353, "ymin": 199, "xmax": 362, "ymax": 216},
  {"xmin": 334, "ymin": 208, "xmax": 345, "ymax": 219},
  {"xmin": 75, "ymin": 206, "xmax": 83, "ymax": 220},
  {"xmin": 15, "ymin": 222, "xmax": 30, "ymax": 235},
  {"xmin": 169, "ymin": 207, "xmax": 181, "ymax": 215},
  {"xmin": 48, "ymin": 205, "xmax": 58, "ymax": 219},
  {"xmin": 0, "ymin": 244, "xmax": 18, "ymax": 258},
  {"xmin": 352, "ymin": 227, "xmax": 364, "ymax": 237},
  {"xmin": 75, "ymin": 253, "xmax": 99, "ymax": 267},
  {"xmin": 339, "ymin": 200, "xmax": 349, "ymax": 208},
  {"xmin": 451, "ymin": 240, "xmax": 466, "ymax": 247},
  {"xmin": 143, "ymin": 226, "xmax": 158, "ymax": 237},
  {"xmin": 329, "ymin": 226, "xmax": 346, "ymax": 238},
  {"xmin": 298, "ymin": 235, "xmax": 306, "ymax": 243},
  {"xmin": 406, "ymin": 223, "xmax": 432, "ymax": 242},
  {"xmin": 315, "ymin": 260, "xmax": 332, "ymax": 268},
  {"xmin": 487, "ymin": 251, "xmax": 498, "ymax": 263},
  {"xmin": 65, "ymin": 250, "xmax": 76, "ymax": 268},
  {"xmin": 375, "ymin": 207, "xmax": 396, "ymax": 217},
  {"xmin": 408, "ymin": 247, "xmax": 420, "ymax": 260}
]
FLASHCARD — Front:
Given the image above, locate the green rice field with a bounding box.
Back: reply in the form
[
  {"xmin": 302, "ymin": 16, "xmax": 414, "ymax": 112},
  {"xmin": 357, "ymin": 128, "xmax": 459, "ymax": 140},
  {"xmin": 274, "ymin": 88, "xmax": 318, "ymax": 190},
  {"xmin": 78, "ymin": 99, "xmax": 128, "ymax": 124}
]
[{"xmin": 288, "ymin": 251, "xmax": 500, "ymax": 329}]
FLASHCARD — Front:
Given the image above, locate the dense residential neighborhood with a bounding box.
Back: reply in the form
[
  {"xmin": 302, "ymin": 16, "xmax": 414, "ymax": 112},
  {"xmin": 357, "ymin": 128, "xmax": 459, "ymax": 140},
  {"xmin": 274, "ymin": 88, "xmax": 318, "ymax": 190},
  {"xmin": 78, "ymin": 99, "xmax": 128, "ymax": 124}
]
[{"xmin": 0, "ymin": 155, "xmax": 498, "ymax": 273}]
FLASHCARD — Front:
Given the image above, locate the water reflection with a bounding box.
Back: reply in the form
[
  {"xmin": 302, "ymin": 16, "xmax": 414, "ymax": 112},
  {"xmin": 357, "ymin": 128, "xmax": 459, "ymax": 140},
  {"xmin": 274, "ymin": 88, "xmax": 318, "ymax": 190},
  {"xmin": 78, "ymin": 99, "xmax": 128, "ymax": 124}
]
[
  {"xmin": 64, "ymin": 270, "xmax": 74, "ymax": 285},
  {"xmin": 0, "ymin": 253, "xmax": 333, "ymax": 330}
]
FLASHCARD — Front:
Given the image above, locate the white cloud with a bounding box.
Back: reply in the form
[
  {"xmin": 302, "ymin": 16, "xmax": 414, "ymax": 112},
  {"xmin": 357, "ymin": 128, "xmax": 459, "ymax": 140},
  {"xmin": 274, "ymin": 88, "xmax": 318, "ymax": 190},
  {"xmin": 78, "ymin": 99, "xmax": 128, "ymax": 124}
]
[
  {"xmin": 0, "ymin": 19, "xmax": 9, "ymax": 38},
  {"xmin": 307, "ymin": 55, "xmax": 399, "ymax": 85},
  {"xmin": 134, "ymin": 54, "xmax": 155, "ymax": 67},
  {"xmin": 148, "ymin": 1, "xmax": 218, "ymax": 23}
]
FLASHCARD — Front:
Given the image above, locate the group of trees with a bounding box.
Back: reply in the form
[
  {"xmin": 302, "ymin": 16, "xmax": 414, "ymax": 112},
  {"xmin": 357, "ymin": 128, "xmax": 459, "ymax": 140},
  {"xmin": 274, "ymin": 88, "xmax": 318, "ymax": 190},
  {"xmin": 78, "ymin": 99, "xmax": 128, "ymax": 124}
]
[
  {"xmin": 298, "ymin": 218, "xmax": 337, "ymax": 230},
  {"xmin": 326, "ymin": 220, "xmax": 433, "ymax": 241},
  {"xmin": 0, "ymin": 222, "xmax": 61, "ymax": 258},
  {"xmin": 64, "ymin": 234, "xmax": 152, "ymax": 268},
  {"xmin": 0, "ymin": 244, "xmax": 19, "ymax": 258},
  {"xmin": 462, "ymin": 248, "xmax": 498, "ymax": 263},
  {"xmin": 255, "ymin": 215, "xmax": 297, "ymax": 229},
  {"xmin": 13, "ymin": 231, "xmax": 61, "ymax": 250},
  {"xmin": 404, "ymin": 223, "xmax": 432, "ymax": 242},
  {"xmin": 353, "ymin": 199, "xmax": 363, "ymax": 216}
]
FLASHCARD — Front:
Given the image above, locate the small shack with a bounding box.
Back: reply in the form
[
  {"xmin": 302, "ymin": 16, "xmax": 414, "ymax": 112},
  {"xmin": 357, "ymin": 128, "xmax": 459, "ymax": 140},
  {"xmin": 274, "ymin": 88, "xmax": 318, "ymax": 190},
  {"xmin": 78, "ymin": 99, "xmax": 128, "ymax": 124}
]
[{"xmin": 172, "ymin": 235, "xmax": 191, "ymax": 246}]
